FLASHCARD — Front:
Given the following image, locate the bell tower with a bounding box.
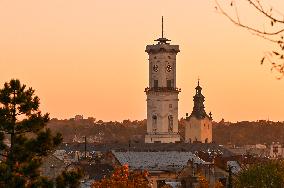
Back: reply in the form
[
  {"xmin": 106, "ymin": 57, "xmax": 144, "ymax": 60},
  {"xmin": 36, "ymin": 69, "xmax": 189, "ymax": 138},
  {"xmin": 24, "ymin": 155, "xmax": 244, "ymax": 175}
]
[
  {"xmin": 185, "ymin": 80, "xmax": 213, "ymax": 143},
  {"xmin": 144, "ymin": 17, "xmax": 181, "ymax": 143}
]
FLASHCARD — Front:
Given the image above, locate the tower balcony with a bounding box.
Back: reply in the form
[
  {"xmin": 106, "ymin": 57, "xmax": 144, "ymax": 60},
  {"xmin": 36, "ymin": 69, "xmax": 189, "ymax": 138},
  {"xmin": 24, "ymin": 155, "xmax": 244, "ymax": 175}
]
[
  {"xmin": 145, "ymin": 44, "xmax": 180, "ymax": 54},
  {"xmin": 144, "ymin": 87, "xmax": 181, "ymax": 93}
]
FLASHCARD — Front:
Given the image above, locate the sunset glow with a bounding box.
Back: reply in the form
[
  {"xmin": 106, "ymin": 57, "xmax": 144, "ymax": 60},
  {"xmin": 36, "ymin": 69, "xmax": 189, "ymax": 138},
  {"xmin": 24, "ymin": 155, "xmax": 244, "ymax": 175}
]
[{"xmin": 1, "ymin": 0, "xmax": 284, "ymax": 122}]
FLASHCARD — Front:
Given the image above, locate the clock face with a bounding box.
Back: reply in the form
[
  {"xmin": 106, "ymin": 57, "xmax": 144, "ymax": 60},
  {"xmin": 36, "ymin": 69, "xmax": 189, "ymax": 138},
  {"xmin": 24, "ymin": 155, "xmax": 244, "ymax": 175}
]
[
  {"xmin": 166, "ymin": 65, "xmax": 172, "ymax": 72},
  {"xmin": 153, "ymin": 65, "xmax": 158, "ymax": 72}
]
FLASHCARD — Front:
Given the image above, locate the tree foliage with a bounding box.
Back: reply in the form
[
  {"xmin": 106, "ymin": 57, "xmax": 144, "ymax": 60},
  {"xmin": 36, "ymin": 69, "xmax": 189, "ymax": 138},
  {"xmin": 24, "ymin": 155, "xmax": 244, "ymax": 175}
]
[
  {"xmin": 213, "ymin": 120, "xmax": 284, "ymax": 145},
  {"xmin": 214, "ymin": 181, "xmax": 224, "ymax": 188},
  {"xmin": 234, "ymin": 160, "xmax": 284, "ymax": 188},
  {"xmin": 47, "ymin": 118, "xmax": 146, "ymax": 143},
  {"xmin": 0, "ymin": 79, "xmax": 81, "ymax": 187},
  {"xmin": 92, "ymin": 165, "xmax": 150, "ymax": 188},
  {"xmin": 197, "ymin": 174, "xmax": 209, "ymax": 188},
  {"xmin": 214, "ymin": 0, "xmax": 284, "ymax": 78},
  {"xmin": 56, "ymin": 169, "xmax": 83, "ymax": 188}
]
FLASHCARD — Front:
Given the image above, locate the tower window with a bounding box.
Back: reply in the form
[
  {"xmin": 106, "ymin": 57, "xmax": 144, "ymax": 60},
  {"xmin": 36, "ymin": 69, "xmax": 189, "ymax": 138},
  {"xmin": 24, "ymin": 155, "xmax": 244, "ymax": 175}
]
[
  {"xmin": 154, "ymin": 80, "xmax": 158, "ymax": 88},
  {"xmin": 152, "ymin": 115, "xmax": 157, "ymax": 132},
  {"xmin": 168, "ymin": 115, "xmax": 173, "ymax": 132},
  {"xmin": 167, "ymin": 80, "xmax": 172, "ymax": 88}
]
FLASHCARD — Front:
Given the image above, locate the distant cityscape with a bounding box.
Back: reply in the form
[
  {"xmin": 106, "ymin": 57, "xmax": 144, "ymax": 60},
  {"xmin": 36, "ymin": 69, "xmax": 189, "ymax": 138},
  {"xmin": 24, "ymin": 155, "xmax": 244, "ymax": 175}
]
[{"xmin": 29, "ymin": 28, "xmax": 284, "ymax": 187}]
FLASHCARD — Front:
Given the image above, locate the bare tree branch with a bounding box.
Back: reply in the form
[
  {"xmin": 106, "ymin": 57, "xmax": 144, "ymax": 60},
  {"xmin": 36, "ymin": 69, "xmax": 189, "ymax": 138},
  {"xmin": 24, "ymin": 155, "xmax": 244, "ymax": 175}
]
[
  {"xmin": 215, "ymin": 0, "xmax": 284, "ymax": 35},
  {"xmin": 247, "ymin": 0, "xmax": 284, "ymax": 24},
  {"xmin": 214, "ymin": 0, "xmax": 284, "ymax": 77}
]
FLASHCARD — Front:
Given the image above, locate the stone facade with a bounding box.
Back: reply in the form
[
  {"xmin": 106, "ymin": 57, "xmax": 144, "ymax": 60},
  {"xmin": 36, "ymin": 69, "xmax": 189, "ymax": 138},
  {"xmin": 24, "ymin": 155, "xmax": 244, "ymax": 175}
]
[
  {"xmin": 185, "ymin": 81, "xmax": 212, "ymax": 143},
  {"xmin": 145, "ymin": 33, "xmax": 180, "ymax": 143},
  {"xmin": 185, "ymin": 116, "xmax": 212, "ymax": 143},
  {"xmin": 269, "ymin": 142, "xmax": 284, "ymax": 158}
]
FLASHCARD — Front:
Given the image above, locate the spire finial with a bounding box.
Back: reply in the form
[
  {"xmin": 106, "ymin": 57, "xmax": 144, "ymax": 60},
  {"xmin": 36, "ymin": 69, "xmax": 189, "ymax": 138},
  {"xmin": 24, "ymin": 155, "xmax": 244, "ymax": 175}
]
[
  {"xmin": 155, "ymin": 16, "xmax": 171, "ymax": 44},
  {"xmin": 198, "ymin": 77, "xmax": 200, "ymax": 86},
  {"xmin": 162, "ymin": 16, "xmax": 164, "ymax": 38}
]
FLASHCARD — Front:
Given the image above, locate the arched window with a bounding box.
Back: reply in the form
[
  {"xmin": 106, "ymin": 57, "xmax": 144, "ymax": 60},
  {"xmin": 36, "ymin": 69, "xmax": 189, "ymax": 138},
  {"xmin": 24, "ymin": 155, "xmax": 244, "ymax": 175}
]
[
  {"xmin": 168, "ymin": 115, "xmax": 173, "ymax": 132},
  {"xmin": 205, "ymin": 138, "xmax": 208, "ymax": 143},
  {"xmin": 152, "ymin": 115, "xmax": 157, "ymax": 132}
]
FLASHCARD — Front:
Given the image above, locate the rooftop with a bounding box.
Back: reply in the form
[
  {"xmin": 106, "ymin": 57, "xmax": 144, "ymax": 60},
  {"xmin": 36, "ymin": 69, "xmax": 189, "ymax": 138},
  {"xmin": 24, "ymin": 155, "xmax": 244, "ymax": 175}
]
[{"xmin": 112, "ymin": 151, "xmax": 205, "ymax": 172}]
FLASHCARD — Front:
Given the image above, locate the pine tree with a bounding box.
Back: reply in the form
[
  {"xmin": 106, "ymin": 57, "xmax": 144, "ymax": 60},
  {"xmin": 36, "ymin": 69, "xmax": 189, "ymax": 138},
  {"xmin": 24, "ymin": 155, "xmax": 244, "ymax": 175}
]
[{"xmin": 0, "ymin": 79, "xmax": 63, "ymax": 187}]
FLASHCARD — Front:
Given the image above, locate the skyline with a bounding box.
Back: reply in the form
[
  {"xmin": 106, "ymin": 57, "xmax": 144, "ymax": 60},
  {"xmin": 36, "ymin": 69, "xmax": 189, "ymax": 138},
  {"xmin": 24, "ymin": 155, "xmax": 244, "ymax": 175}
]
[{"xmin": 1, "ymin": 0, "xmax": 284, "ymax": 122}]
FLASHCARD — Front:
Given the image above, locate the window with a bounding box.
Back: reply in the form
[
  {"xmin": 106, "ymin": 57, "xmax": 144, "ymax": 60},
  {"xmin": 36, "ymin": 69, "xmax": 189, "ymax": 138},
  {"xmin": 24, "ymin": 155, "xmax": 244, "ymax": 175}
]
[
  {"xmin": 168, "ymin": 115, "xmax": 173, "ymax": 132},
  {"xmin": 154, "ymin": 80, "xmax": 158, "ymax": 88},
  {"xmin": 169, "ymin": 104, "xmax": 172, "ymax": 108},
  {"xmin": 167, "ymin": 80, "xmax": 172, "ymax": 88},
  {"xmin": 152, "ymin": 115, "xmax": 157, "ymax": 132}
]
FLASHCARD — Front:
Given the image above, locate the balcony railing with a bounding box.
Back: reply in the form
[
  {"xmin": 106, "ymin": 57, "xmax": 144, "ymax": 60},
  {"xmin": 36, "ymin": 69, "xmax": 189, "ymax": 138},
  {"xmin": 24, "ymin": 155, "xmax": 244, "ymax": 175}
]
[{"xmin": 144, "ymin": 87, "xmax": 181, "ymax": 93}]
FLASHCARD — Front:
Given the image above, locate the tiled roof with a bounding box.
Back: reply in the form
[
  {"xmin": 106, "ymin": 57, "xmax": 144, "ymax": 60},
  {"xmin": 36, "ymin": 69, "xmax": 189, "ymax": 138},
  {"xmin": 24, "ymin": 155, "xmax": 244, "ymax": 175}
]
[
  {"xmin": 112, "ymin": 151, "xmax": 205, "ymax": 171},
  {"xmin": 56, "ymin": 143, "xmax": 234, "ymax": 157}
]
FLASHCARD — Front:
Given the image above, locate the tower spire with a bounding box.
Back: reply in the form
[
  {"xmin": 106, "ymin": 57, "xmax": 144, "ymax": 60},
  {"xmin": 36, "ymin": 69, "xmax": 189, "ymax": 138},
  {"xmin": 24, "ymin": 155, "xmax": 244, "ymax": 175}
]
[
  {"xmin": 162, "ymin": 16, "xmax": 164, "ymax": 38},
  {"xmin": 192, "ymin": 81, "xmax": 207, "ymax": 119},
  {"xmin": 198, "ymin": 77, "xmax": 200, "ymax": 86},
  {"xmin": 155, "ymin": 16, "xmax": 171, "ymax": 44}
]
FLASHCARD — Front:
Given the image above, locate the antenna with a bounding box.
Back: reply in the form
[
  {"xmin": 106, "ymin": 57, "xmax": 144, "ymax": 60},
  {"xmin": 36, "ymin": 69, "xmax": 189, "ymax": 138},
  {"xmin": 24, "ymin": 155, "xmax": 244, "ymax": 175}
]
[{"xmin": 162, "ymin": 16, "xmax": 164, "ymax": 38}]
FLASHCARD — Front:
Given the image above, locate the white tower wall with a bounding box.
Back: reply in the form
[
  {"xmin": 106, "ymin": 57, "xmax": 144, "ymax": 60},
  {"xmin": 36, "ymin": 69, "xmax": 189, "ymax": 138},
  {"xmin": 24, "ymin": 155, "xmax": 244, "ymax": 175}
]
[{"xmin": 144, "ymin": 38, "xmax": 181, "ymax": 143}]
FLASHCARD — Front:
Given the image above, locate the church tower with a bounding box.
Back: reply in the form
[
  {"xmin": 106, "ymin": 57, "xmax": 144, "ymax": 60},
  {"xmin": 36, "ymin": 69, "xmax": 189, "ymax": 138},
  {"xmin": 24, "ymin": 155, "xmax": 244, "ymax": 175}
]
[
  {"xmin": 144, "ymin": 17, "xmax": 181, "ymax": 143},
  {"xmin": 185, "ymin": 80, "xmax": 212, "ymax": 143}
]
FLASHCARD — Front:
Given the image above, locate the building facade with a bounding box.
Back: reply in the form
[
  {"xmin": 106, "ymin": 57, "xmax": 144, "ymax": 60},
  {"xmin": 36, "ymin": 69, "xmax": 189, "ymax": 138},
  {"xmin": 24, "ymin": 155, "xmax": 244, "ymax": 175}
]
[
  {"xmin": 144, "ymin": 20, "xmax": 180, "ymax": 143},
  {"xmin": 185, "ymin": 81, "xmax": 212, "ymax": 143}
]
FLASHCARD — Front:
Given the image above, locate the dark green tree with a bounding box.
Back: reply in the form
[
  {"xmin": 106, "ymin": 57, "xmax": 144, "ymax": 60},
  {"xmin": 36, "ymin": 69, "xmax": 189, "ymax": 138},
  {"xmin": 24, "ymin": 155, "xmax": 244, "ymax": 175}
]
[
  {"xmin": 227, "ymin": 166, "xmax": 232, "ymax": 188},
  {"xmin": 0, "ymin": 79, "xmax": 81, "ymax": 187},
  {"xmin": 234, "ymin": 160, "xmax": 284, "ymax": 188},
  {"xmin": 56, "ymin": 169, "xmax": 83, "ymax": 188}
]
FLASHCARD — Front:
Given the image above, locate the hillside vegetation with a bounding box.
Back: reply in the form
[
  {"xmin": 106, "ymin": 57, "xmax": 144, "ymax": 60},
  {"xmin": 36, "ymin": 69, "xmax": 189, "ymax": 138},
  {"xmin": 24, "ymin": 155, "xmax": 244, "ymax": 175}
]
[{"xmin": 47, "ymin": 119, "xmax": 284, "ymax": 145}]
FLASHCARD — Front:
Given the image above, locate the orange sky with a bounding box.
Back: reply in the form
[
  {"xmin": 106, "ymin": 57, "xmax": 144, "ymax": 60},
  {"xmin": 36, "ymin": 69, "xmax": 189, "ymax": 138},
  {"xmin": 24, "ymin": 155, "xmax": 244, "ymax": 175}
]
[{"xmin": 1, "ymin": 0, "xmax": 284, "ymax": 122}]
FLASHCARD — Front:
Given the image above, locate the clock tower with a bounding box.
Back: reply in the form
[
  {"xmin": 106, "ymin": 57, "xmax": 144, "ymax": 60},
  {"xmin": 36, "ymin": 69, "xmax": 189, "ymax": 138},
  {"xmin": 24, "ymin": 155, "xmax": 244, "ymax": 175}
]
[{"xmin": 144, "ymin": 17, "xmax": 181, "ymax": 143}]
